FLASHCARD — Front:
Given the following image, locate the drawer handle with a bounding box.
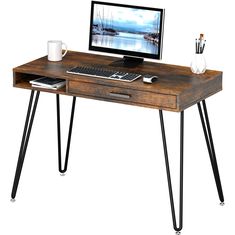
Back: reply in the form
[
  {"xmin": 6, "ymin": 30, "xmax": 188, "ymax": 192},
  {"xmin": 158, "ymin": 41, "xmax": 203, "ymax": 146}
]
[{"xmin": 109, "ymin": 92, "xmax": 131, "ymax": 99}]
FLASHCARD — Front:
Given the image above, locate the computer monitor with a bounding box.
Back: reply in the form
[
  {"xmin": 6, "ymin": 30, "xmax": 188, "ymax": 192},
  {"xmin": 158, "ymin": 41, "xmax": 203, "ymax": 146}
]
[{"xmin": 89, "ymin": 1, "xmax": 165, "ymax": 67}]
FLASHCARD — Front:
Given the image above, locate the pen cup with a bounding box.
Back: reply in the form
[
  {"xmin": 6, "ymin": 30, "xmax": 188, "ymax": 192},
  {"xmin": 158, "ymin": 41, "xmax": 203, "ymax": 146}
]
[{"xmin": 190, "ymin": 53, "xmax": 206, "ymax": 74}]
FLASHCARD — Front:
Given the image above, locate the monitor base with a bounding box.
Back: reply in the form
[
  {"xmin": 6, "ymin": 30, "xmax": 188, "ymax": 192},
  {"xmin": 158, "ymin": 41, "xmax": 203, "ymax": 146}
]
[{"xmin": 110, "ymin": 56, "xmax": 144, "ymax": 68}]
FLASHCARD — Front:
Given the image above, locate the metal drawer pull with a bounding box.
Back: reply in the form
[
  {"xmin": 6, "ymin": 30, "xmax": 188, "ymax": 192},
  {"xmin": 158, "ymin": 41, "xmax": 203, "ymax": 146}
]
[{"xmin": 109, "ymin": 92, "xmax": 131, "ymax": 99}]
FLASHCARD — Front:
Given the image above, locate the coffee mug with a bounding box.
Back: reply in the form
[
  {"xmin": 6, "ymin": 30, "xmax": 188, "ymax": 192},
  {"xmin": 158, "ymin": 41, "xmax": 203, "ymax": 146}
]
[{"xmin": 47, "ymin": 40, "xmax": 68, "ymax": 61}]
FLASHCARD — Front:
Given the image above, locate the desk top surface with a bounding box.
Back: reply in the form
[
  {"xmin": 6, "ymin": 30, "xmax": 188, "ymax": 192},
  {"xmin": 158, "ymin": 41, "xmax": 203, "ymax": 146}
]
[{"xmin": 13, "ymin": 51, "xmax": 222, "ymax": 112}]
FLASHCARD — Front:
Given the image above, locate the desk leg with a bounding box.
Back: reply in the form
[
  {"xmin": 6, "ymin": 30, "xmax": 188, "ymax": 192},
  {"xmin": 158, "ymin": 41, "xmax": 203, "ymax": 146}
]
[
  {"xmin": 197, "ymin": 100, "xmax": 224, "ymax": 204},
  {"xmin": 56, "ymin": 94, "xmax": 76, "ymax": 175},
  {"xmin": 159, "ymin": 110, "xmax": 184, "ymax": 234},
  {"xmin": 11, "ymin": 90, "xmax": 40, "ymax": 200}
]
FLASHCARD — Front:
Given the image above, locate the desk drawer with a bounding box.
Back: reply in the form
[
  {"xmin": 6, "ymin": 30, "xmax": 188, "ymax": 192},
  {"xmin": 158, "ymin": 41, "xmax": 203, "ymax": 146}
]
[{"xmin": 68, "ymin": 81, "xmax": 176, "ymax": 109}]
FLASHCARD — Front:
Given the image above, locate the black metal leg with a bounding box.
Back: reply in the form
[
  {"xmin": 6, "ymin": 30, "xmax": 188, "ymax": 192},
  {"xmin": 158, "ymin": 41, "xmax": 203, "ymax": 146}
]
[
  {"xmin": 56, "ymin": 94, "xmax": 76, "ymax": 174},
  {"xmin": 159, "ymin": 110, "xmax": 184, "ymax": 233},
  {"xmin": 11, "ymin": 90, "xmax": 40, "ymax": 200},
  {"xmin": 197, "ymin": 100, "xmax": 224, "ymax": 203}
]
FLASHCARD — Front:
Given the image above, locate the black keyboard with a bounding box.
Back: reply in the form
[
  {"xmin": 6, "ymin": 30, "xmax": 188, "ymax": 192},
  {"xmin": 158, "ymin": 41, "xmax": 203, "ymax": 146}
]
[{"xmin": 66, "ymin": 66, "xmax": 141, "ymax": 82}]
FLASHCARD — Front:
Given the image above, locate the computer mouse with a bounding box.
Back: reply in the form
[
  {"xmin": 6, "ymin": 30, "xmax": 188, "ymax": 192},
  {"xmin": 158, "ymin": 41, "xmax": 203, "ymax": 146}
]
[{"xmin": 143, "ymin": 74, "xmax": 158, "ymax": 84}]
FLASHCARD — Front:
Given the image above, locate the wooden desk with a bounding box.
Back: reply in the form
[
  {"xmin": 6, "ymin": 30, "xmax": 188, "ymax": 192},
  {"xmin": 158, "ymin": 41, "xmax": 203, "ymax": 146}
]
[{"xmin": 11, "ymin": 51, "xmax": 224, "ymax": 233}]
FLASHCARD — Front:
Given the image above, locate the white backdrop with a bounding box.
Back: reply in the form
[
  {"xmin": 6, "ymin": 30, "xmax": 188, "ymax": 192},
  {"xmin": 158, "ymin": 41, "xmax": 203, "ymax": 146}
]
[{"xmin": 0, "ymin": 0, "xmax": 234, "ymax": 234}]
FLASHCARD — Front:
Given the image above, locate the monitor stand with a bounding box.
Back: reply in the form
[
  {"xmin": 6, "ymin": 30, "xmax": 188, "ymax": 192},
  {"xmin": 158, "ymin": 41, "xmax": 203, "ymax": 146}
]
[{"xmin": 110, "ymin": 56, "xmax": 144, "ymax": 68}]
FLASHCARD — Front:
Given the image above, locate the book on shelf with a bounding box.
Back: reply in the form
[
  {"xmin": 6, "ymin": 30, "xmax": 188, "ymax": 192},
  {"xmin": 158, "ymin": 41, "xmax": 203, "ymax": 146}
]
[{"xmin": 30, "ymin": 77, "xmax": 66, "ymax": 90}]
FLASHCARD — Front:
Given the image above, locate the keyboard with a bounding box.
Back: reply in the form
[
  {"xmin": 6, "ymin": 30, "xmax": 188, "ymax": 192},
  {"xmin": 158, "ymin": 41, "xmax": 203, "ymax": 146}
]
[{"xmin": 66, "ymin": 65, "xmax": 141, "ymax": 82}]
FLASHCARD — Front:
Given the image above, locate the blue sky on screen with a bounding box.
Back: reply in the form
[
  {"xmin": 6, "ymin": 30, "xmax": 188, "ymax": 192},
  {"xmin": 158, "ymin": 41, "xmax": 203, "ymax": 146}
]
[{"xmin": 93, "ymin": 5, "xmax": 160, "ymax": 32}]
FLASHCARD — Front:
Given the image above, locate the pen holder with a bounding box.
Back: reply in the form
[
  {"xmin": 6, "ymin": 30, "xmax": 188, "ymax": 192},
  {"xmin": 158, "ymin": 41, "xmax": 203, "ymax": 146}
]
[{"xmin": 190, "ymin": 53, "xmax": 206, "ymax": 74}]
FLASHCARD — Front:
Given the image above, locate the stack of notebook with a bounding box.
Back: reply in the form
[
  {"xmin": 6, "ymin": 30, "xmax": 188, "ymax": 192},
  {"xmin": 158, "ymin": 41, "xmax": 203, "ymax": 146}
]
[{"xmin": 30, "ymin": 77, "xmax": 66, "ymax": 90}]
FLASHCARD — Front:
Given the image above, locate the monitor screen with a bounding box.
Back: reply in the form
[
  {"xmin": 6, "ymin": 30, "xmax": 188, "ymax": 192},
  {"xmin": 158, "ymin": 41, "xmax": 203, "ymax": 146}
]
[{"xmin": 89, "ymin": 1, "xmax": 165, "ymax": 66}]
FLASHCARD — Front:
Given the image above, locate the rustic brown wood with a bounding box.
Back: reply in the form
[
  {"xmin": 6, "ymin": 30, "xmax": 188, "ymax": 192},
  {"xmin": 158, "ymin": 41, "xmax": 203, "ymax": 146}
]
[
  {"xmin": 13, "ymin": 51, "xmax": 222, "ymax": 112},
  {"xmin": 68, "ymin": 80, "xmax": 177, "ymax": 110}
]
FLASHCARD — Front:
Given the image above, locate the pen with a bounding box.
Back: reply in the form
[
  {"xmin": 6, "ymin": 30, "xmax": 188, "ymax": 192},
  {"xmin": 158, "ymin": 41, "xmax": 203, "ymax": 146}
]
[
  {"xmin": 196, "ymin": 39, "xmax": 200, "ymax": 54},
  {"xmin": 201, "ymin": 40, "xmax": 206, "ymax": 53},
  {"xmin": 199, "ymin": 33, "xmax": 204, "ymax": 53},
  {"xmin": 197, "ymin": 39, "xmax": 200, "ymax": 54}
]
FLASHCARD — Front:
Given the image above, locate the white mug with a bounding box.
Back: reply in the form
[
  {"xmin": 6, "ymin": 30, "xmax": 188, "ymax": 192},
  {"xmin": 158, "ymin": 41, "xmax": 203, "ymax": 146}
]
[{"xmin": 47, "ymin": 40, "xmax": 68, "ymax": 61}]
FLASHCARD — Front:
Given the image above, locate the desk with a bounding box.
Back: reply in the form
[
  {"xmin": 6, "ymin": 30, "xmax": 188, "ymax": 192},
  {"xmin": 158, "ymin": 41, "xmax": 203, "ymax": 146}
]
[{"xmin": 11, "ymin": 51, "xmax": 224, "ymax": 233}]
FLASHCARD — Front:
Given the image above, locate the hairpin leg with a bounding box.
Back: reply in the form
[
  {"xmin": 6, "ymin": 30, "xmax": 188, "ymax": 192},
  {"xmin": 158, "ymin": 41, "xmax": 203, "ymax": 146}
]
[
  {"xmin": 11, "ymin": 90, "xmax": 40, "ymax": 200},
  {"xmin": 197, "ymin": 100, "xmax": 224, "ymax": 203},
  {"xmin": 56, "ymin": 94, "xmax": 76, "ymax": 175},
  {"xmin": 159, "ymin": 110, "xmax": 184, "ymax": 233}
]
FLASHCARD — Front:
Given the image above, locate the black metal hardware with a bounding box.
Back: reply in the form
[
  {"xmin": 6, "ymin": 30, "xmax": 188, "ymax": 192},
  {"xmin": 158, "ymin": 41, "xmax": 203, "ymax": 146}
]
[
  {"xmin": 197, "ymin": 100, "xmax": 224, "ymax": 203},
  {"xmin": 109, "ymin": 92, "xmax": 131, "ymax": 99},
  {"xmin": 11, "ymin": 90, "xmax": 40, "ymax": 199},
  {"xmin": 10, "ymin": 90, "xmax": 224, "ymax": 235},
  {"xmin": 56, "ymin": 94, "xmax": 76, "ymax": 174},
  {"xmin": 159, "ymin": 110, "xmax": 184, "ymax": 232}
]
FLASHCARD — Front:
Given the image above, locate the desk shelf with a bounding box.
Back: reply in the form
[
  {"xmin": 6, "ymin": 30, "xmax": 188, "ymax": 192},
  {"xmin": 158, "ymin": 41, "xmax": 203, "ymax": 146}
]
[{"xmin": 13, "ymin": 72, "xmax": 67, "ymax": 95}]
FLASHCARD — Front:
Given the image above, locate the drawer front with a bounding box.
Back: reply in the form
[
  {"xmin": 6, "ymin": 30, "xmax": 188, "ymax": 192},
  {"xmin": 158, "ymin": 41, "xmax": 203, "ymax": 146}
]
[{"xmin": 68, "ymin": 81, "xmax": 176, "ymax": 109}]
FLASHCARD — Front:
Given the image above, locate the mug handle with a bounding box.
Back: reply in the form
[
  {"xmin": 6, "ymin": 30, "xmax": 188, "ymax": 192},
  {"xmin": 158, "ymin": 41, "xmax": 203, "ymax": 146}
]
[{"xmin": 62, "ymin": 42, "xmax": 68, "ymax": 57}]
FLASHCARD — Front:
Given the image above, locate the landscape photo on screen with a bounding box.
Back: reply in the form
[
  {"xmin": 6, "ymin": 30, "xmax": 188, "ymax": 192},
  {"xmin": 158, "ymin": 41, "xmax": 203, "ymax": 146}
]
[{"xmin": 91, "ymin": 4, "xmax": 162, "ymax": 55}]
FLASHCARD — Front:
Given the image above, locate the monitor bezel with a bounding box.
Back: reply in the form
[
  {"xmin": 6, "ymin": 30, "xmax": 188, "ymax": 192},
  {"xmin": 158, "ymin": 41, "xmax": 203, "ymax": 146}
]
[{"xmin": 88, "ymin": 1, "xmax": 165, "ymax": 60}]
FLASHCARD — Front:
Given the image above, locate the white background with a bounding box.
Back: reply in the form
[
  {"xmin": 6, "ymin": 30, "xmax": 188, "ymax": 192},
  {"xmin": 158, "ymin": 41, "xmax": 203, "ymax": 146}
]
[{"xmin": 0, "ymin": 0, "xmax": 234, "ymax": 234}]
